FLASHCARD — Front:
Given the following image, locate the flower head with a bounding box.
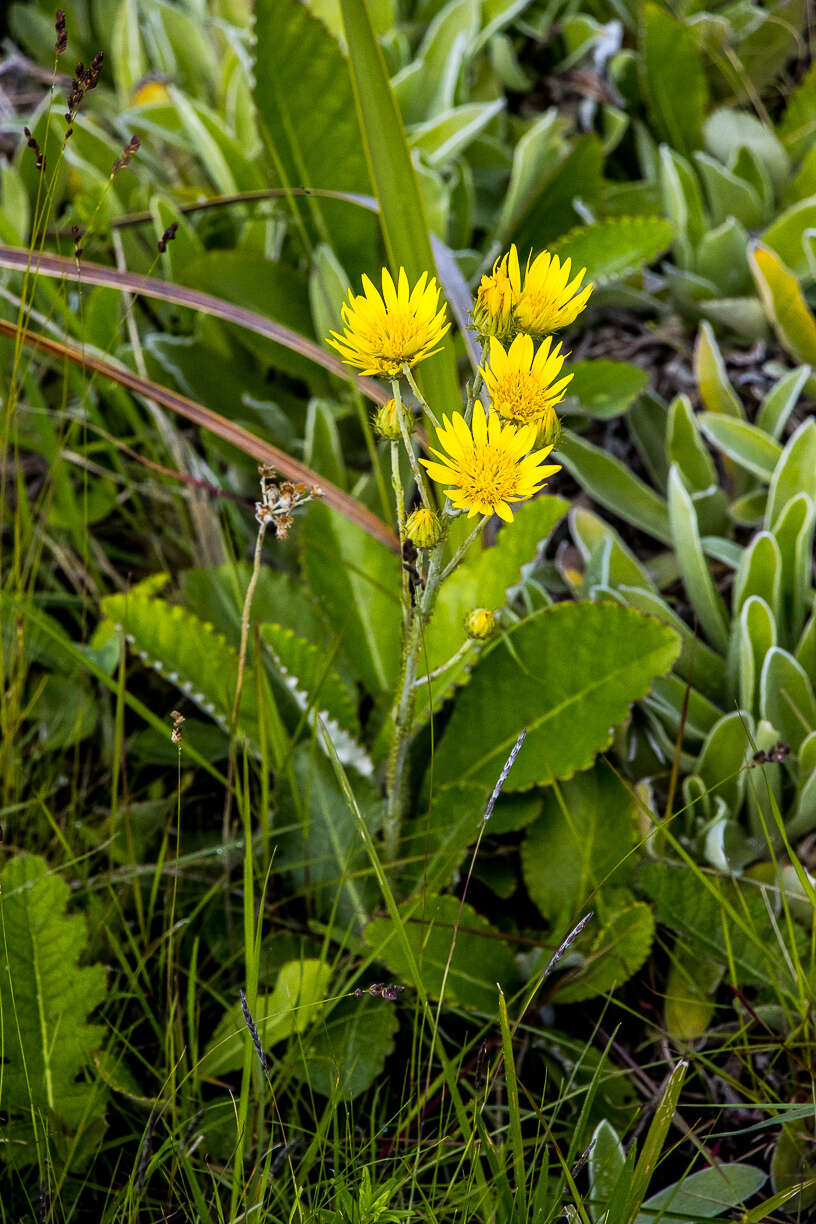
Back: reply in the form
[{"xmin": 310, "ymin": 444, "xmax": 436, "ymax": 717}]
[
  {"xmin": 372, "ymin": 398, "xmax": 404, "ymax": 440},
  {"xmin": 465, "ymin": 608, "xmax": 497, "ymax": 640},
  {"xmin": 327, "ymin": 268, "xmax": 450, "ymax": 377},
  {"xmin": 471, "ymin": 247, "xmax": 521, "ymax": 341},
  {"xmin": 405, "ymin": 507, "xmax": 442, "ymax": 549},
  {"xmin": 514, "ymin": 248, "xmax": 592, "ymax": 336},
  {"xmin": 481, "ymin": 333, "xmax": 571, "ymax": 439},
  {"xmin": 420, "ymin": 401, "xmax": 560, "ymax": 522}
]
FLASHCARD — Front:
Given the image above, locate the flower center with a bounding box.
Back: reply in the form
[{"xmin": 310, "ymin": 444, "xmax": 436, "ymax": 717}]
[
  {"xmin": 365, "ymin": 311, "xmax": 427, "ymax": 363},
  {"xmin": 459, "ymin": 442, "xmax": 520, "ymax": 503},
  {"xmin": 492, "ymin": 371, "xmax": 550, "ymax": 422}
]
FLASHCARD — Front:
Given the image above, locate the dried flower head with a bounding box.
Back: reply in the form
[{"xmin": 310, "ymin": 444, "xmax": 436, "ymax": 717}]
[
  {"xmin": 66, "ymin": 51, "xmax": 103, "ymax": 121},
  {"xmin": 327, "ymin": 268, "xmax": 450, "ymax": 377},
  {"xmin": 421, "ymin": 401, "xmax": 561, "ymax": 522},
  {"xmin": 481, "ymin": 333, "xmax": 571, "ymax": 439},
  {"xmin": 23, "ymin": 127, "xmax": 45, "ymax": 173},
  {"xmin": 170, "ymin": 709, "xmax": 185, "ymax": 745},
  {"xmin": 255, "ymin": 468, "xmax": 319, "ymax": 536}
]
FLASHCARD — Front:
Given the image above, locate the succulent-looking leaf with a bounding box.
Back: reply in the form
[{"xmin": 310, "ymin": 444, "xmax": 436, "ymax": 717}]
[
  {"xmin": 0, "ymin": 854, "xmax": 107, "ymax": 1156},
  {"xmin": 694, "ymin": 323, "xmax": 743, "ymax": 418},
  {"xmin": 760, "ymin": 647, "xmax": 816, "ymax": 751},
  {"xmin": 557, "ymin": 430, "xmax": 671, "ymax": 544},
  {"xmin": 434, "ymin": 601, "xmax": 681, "ymax": 791},
  {"xmin": 667, "ymin": 467, "xmax": 730, "ymax": 653},
  {"xmin": 698, "ymin": 413, "xmax": 781, "ymax": 482},
  {"xmin": 635, "ymin": 1163, "xmax": 766, "ymax": 1224}
]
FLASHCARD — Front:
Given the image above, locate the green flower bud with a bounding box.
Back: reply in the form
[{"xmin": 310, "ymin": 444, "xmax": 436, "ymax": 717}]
[
  {"xmin": 405, "ymin": 508, "xmax": 442, "ymax": 550},
  {"xmin": 464, "ymin": 608, "xmax": 497, "ymax": 640}
]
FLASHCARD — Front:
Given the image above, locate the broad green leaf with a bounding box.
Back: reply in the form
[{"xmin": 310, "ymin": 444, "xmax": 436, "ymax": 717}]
[
  {"xmin": 0, "ymin": 854, "xmax": 107, "ymax": 1142},
  {"xmin": 659, "ymin": 146, "xmax": 707, "ymax": 267},
  {"xmin": 363, "ymin": 894, "xmax": 521, "ymax": 1012},
  {"xmin": 737, "ymin": 597, "xmax": 777, "ymax": 714},
  {"xmin": 762, "ymin": 197, "xmax": 816, "ymax": 283},
  {"xmin": 522, "ymin": 768, "xmax": 637, "ymax": 925},
  {"xmin": 766, "ymin": 418, "xmax": 816, "ymax": 531},
  {"xmin": 694, "ymin": 322, "xmax": 743, "ymax": 418},
  {"xmin": 556, "ymin": 903, "xmax": 654, "ymax": 1004},
  {"xmin": 696, "ymin": 218, "xmax": 753, "ymax": 297},
  {"xmin": 570, "ymin": 507, "xmax": 656, "ymax": 593},
  {"xmin": 551, "ymin": 216, "xmax": 674, "ymax": 285},
  {"xmin": 201, "ymin": 960, "xmax": 332, "ymax": 1077},
  {"xmin": 760, "ymin": 647, "xmax": 816, "ymax": 751},
  {"xmin": 705, "ymin": 110, "xmax": 790, "ymax": 195},
  {"xmin": 640, "ymin": 3, "xmax": 707, "ymax": 156},
  {"xmin": 302, "ymin": 502, "xmax": 401, "ymax": 697},
  {"xmin": 700, "ymin": 296, "xmax": 768, "ymax": 343},
  {"xmin": 639, "ymin": 861, "xmax": 804, "ymax": 987},
  {"xmin": 292, "ymin": 997, "xmax": 399, "ymax": 1098},
  {"xmin": 666, "ymin": 395, "xmax": 717, "ymax": 492},
  {"xmin": 771, "ymin": 494, "xmax": 815, "ymax": 646},
  {"xmin": 668, "ymin": 466, "xmax": 730, "ymax": 653},
  {"xmin": 698, "ymin": 414, "xmax": 782, "ymax": 481},
  {"xmin": 756, "ymin": 366, "xmax": 811, "ymax": 438},
  {"xmin": 254, "ymin": 0, "xmax": 376, "ymax": 269},
  {"xmin": 636, "ymin": 1164, "xmax": 766, "ymax": 1224},
  {"xmin": 274, "ymin": 745, "xmax": 380, "ymax": 926},
  {"xmin": 695, "ymin": 711, "xmax": 752, "ymax": 814},
  {"xmin": 693, "ymin": 153, "xmax": 764, "ymax": 229},
  {"xmin": 750, "ymin": 243, "xmax": 816, "ymax": 367},
  {"xmin": 777, "ymin": 61, "xmax": 816, "ymax": 161},
  {"xmin": 589, "ymin": 1121, "xmax": 625, "ymax": 1222},
  {"xmin": 566, "ymin": 360, "xmax": 649, "ymax": 419},
  {"xmin": 663, "ymin": 945, "xmax": 721, "ymax": 1042},
  {"xmin": 339, "ymin": 0, "xmax": 462, "ymax": 419},
  {"xmin": 434, "ymin": 601, "xmax": 680, "ymax": 791},
  {"xmin": 557, "ymin": 430, "xmax": 671, "ymax": 544},
  {"xmin": 733, "ymin": 532, "xmax": 782, "ymax": 623},
  {"xmin": 410, "ymin": 100, "xmax": 505, "ymax": 167}
]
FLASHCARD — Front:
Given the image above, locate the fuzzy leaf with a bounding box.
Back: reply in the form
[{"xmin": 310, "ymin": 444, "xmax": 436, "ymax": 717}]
[
  {"xmin": 0, "ymin": 854, "xmax": 107, "ymax": 1150},
  {"xmin": 750, "ymin": 243, "xmax": 816, "ymax": 367},
  {"xmin": 434, "ymin": 602, "xmax": 680, "ymax": 791},
  {"xmin": 552, "ymin": 216, "xmax": 673, "ymax": 285},
  {"xmin": 557, "ymin": 430, "xmax": 671, "ymax": 544},
  {"xmin": 567, "ymin": 360, "xmax": 650, "ymax": 419}
]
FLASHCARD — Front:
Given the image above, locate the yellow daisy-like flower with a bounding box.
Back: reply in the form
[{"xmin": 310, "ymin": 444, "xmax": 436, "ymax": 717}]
[
  {"xmin": 327, "ymin": 268, "xmax": 450, "ymax": 377},
  {"xmin": 481, "ymin": 333, "xmax": 572, "ymax": 439},
  {"xmin": 420, "ymin": 401, "xmax": 561, "ymax": 522},
  {"xmin": 514, "ymin": 248, "xmax": 592, "ymax": 336},
  {"xmin": 471, "ymin": 247, "xmax": 520, "ymax": 341}
]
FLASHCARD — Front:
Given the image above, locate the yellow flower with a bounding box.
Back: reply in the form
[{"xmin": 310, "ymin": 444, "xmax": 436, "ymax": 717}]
[
  {"xmin": 464, "ymin": 608, "xmax": 497, "ymax": 640},
  {"xmin": 471, "ymin": 247, "xmax": 520, "ymax": 341},
  {"xmin": 405, "ymin": 507, "xmax": 442, "ymax": 549},
  {"xmin": 514, "ymin": 248, "xmax": 592, "ymax": 336},
  {"xmin": 327, "ymin": 268, "xmax": 450, "ymax": 377},
  {"xmin": 481, "ymin": 334, "xmax": 572, "ymax": 437},
  {"xmin": 420, "ymin": 401, "xmax": 560, "ymax": 522}
]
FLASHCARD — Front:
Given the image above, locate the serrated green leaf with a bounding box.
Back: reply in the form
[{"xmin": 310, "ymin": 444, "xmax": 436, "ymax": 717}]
[
  {"xmin": 102, "ymin": 592, "xmax": 276, "ymax": 753},
  {"xmin": 522, "ymin": 768, "xmax": 637, "ymax": 925},
  {"xmin": 0, "ymin": 854, "xmax": 107, "ymax": 1149},
  {"xmin": 551, "ymin": 216, "xmax": 674, "ymax": 286},
  {"xmin": 292, "ymin": 997, "xmax": 399, "ymax": 1098},
  {"xmin": 362, "ymin": 894, "xmax": 521, "ymax": 1012},
  {"xmin": 201, "ymin": 960, "xmax": 332, "ymax": 1078},
  {"xmin": 433, "ymin": 602, "xmax": 680, "ymax": 791},
  {"xmin": 556, "ymin": 903, "xmax": 654, "ymax": 1004}
]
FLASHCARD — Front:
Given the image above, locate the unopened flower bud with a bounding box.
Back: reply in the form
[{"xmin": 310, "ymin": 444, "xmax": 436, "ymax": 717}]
[
  {"xmin": 536, "ymin": 404, "xmax": 561, "ymax": 448},
  {"xmin": 405, "ymin": 507, "xmax": 442, "ymax": 550},
  {"xmin": 464, "ymin": 608, "xmax": 496, "ymax": 640},
  {"xmin": 471, "ymin": 254, "xmax": 516, "ymax": 342},
  {"xmin": 372, "ymin": 399, "xmax": 404, "ymax": 440}
]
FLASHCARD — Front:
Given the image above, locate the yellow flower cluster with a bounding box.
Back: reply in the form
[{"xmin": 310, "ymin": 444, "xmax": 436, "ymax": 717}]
[{"xmin": 327, "ymin": 248, "xmax": 591, "ymax": 522}]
